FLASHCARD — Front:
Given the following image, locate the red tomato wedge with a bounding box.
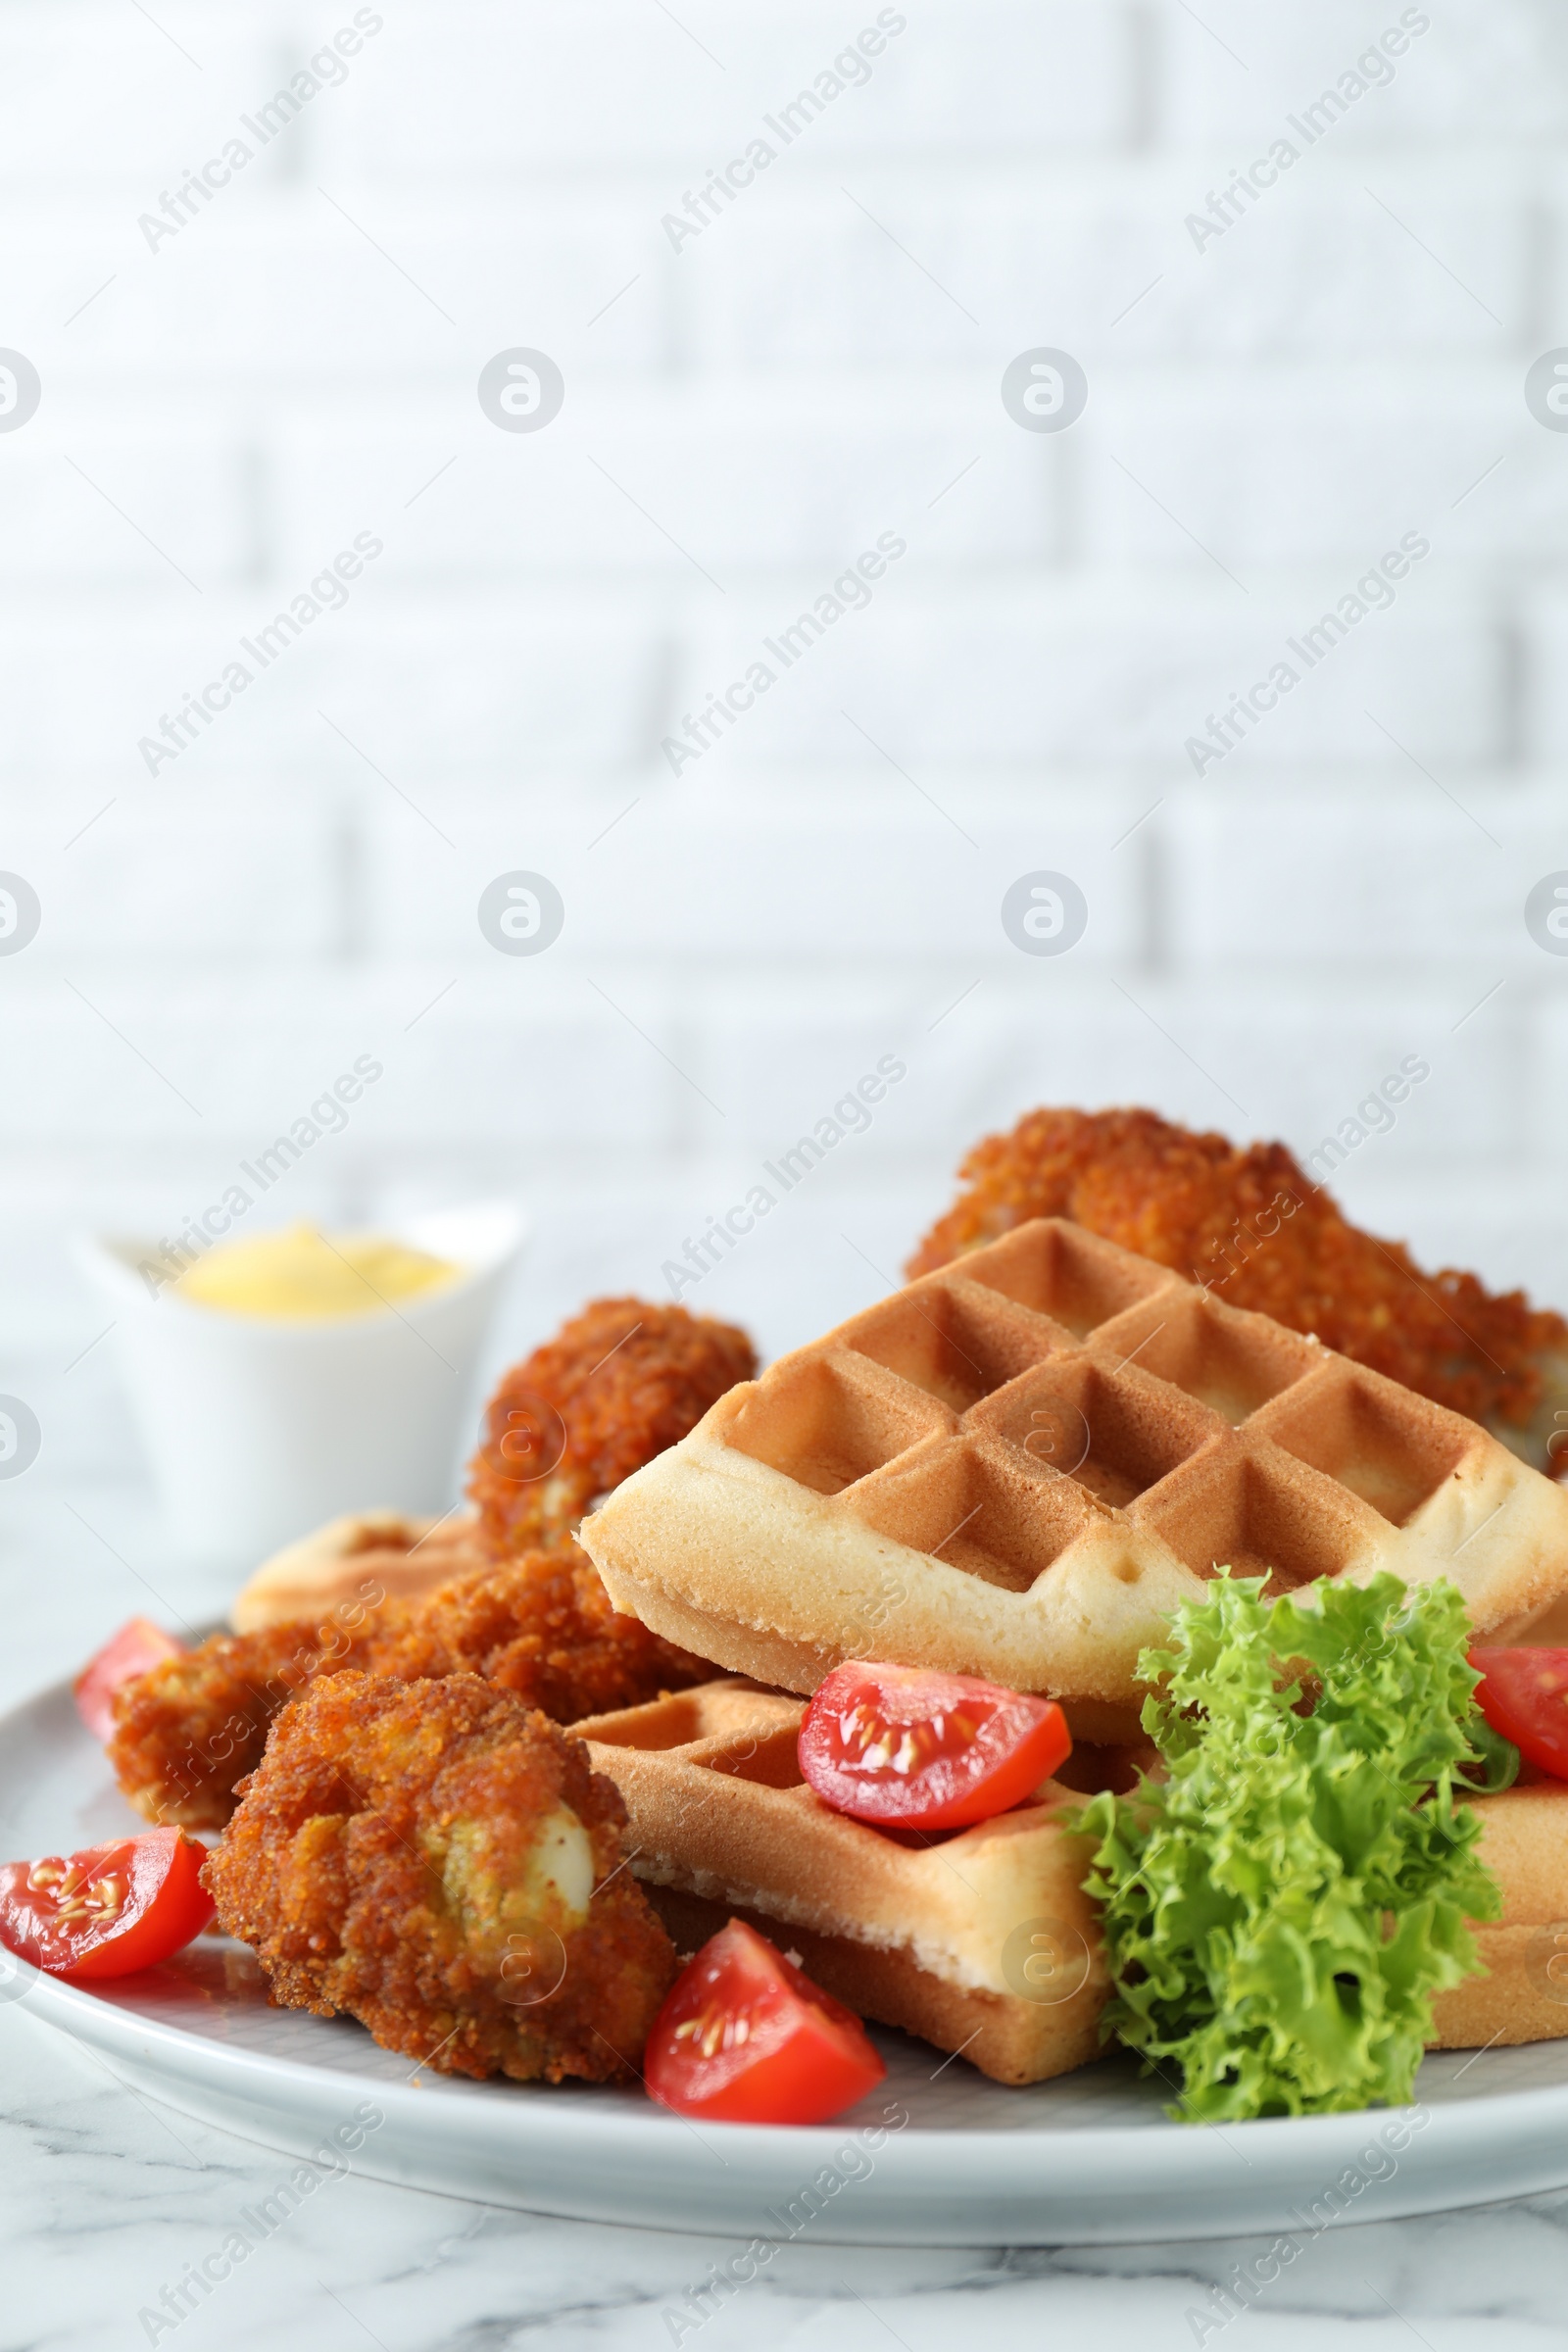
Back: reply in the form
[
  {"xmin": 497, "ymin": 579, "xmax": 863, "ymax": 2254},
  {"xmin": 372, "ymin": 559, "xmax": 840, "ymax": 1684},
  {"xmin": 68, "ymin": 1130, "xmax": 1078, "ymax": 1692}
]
[
  {"xmin": 74, "ymin": 1617, "xmax": 187, "ymax": 1744},
  {"xmin": 1470, "ymin": 1648, "xmax": 1568, "ymax": 1780},
  {"xmin": 798, "ymin": 1661, "xmax": 1072, "ymax": 1831},
  {"xmin": 645, "ymin": 1920, "xmax": 886, "ymax": 2125},
  {"xmin": 0, "ymin": 1828, "xmax": 213, "ymax": 1982}
]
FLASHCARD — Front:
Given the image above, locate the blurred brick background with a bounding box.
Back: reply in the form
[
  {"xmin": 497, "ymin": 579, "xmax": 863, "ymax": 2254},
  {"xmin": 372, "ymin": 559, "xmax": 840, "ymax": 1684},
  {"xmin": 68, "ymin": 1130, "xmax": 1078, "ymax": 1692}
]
[{"xmin": 2, "ymin": 0, "xmax": 1567, "ymax": 1613}]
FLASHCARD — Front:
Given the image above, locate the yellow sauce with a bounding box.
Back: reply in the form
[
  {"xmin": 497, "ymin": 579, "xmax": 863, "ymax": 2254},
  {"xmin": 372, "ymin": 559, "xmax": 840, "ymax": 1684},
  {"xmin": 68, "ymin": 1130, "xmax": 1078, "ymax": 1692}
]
[{"xmin": 173, "ymin": 1222, "xmax": 458, "ymax": 1321}]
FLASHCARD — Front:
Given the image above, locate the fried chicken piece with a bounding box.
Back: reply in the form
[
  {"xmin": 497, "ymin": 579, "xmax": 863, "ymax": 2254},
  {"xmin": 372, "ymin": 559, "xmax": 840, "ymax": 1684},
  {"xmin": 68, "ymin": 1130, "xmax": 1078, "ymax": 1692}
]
[
  {"xmin": 112, "ymin": 1297, "xmax": 753, "ymax": 1832},
  {"xmin": 468, "ymin": 1297, "xmax": 756, "ymax": 1558},
  {"xmin": 111, "ymin": 1614, "xmax": 374, "ymax": 1830},
  {"xmin": 203, "ymin": 1670, "xmax": 674, "ymax": 2083},
  {"xmin": 360, "ymin": 1542, "xmax": 709, "ymax": 1722},
  {"xmin": 111, "ymin": 1542, "xmax": 710, "ymax": 1831},
  {"xmin": 463, "ymin": 1297, "xmax": 748, "ymax": 1747},
  {"xmin": 908, "ymin": 1106, "xmax": 1568, "ymax": 1435}
]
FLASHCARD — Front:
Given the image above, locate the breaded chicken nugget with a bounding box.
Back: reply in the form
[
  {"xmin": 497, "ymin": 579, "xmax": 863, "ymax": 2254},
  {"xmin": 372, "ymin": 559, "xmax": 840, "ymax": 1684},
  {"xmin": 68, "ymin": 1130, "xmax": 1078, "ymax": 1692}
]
[
  {"xmin": 468, "ymin": 1297, "xmax": 756, "ymax": 1557},
  {"xmin": 110, "ymin": 1615, "xmax": 375, "ymax": 1830},
  {"xmin": 202, "ymin": 1670, "xmax": 675, "ymax": 2083},
  {"xmin": 361, "ymin": 1543, "xmax": 709, "ymax": 1723},
  {"xmin": 112, "ymin": 1543, "xmax": 708, "ymax": 1831},
  {"xmin": 909, "ymin": 1105, "xmax": 1568, "ymax": 1442}
]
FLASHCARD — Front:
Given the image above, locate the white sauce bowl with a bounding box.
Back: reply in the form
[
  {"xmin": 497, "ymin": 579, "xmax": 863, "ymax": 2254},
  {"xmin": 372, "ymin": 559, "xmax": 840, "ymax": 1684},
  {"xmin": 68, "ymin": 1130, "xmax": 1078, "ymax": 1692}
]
[{"xmin": 75, "ymin": 1201, "xmax": 526, "ymax": 1564}]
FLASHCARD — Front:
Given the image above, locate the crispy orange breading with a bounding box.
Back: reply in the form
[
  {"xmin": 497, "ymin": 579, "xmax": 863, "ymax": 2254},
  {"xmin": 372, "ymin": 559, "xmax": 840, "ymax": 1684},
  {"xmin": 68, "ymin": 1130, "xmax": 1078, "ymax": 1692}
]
[
  {"xmin": 110, "ymin": 1616, "xmax": 374, "ymax": 1830},
  {"xmin": 360, "ymin": 1543, "xmax": 708, "ymax": 1722},
  {"xmin": 908, "ymin": 1106, "xmax": 1568, "ymax": 1431},
  {"xmin": 111, "ymin": 1543, "xmax": 710, "ymax": 1831},
  {"xmin": 467, "ymin": 1297, "xmax": 756, "ymax": 1558},
  {"xmin": 465, "ymin": 1298, "xmax": 752, "ymax": 1750},
  {"xmin": 202, "ymin": 1671, "xmax": 675, "ymax": 2083}
]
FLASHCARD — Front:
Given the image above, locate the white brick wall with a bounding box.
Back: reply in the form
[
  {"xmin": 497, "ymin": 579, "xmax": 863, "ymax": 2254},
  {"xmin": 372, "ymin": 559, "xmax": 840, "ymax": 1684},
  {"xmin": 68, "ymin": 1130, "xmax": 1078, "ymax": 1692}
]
[{"xmin": 2, "ymin": 0, "xmax": 1567, "ymax": 1548}]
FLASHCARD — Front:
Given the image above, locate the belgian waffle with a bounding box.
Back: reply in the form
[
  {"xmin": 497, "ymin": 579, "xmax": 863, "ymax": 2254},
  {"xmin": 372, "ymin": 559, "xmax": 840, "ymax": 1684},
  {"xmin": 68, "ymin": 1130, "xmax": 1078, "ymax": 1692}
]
[
  {"xmin": 577, "ymin": 1680, "xmax": 1108, "ymax": 2086},
  {"xmin": 579, "ymin": 1683, "xmax": 1568, "ymax": 2073},
  {"xmin": 581, "ymin": 1219, "xmax": 1568, "ymax": 1718},
  {"xmin": 230, "ymin": 1509, "xmax": 487, "ymax": 1632},
  {"xmin": 1430, "ymin": 1782, "xmax": 1568, "ymax": 2050}
]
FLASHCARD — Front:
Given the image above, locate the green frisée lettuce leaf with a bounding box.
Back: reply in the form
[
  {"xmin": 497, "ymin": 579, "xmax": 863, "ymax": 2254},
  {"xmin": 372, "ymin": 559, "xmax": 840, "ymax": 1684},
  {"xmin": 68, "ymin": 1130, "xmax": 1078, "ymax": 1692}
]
[
  {"xmin": 1462, "ymin": 1711, "xmax": 1521, "ymax": 1794},
  {"xmin": 1077, "ymin": 1572, "xmax": 1502, "ymax": 2123}
]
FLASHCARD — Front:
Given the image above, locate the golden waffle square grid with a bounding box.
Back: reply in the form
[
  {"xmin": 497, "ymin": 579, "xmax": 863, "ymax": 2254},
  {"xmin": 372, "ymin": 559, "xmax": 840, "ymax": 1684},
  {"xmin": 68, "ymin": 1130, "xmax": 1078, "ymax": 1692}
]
[
  {"xmin": 581, "ymin": 1680, "xmax": 1064, "ymax": 1867},
  {"xmin": 720, "ymin": 1219, "xmax": 1484, "ymax": 1600}
]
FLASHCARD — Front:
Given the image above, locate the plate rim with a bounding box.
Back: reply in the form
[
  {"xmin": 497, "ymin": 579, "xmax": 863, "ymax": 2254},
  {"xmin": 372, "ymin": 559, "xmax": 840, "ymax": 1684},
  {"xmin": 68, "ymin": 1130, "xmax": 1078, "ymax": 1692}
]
[{"xmin": 12, "ymin": 1663, "xmax": 1568, "ymax": 2240}]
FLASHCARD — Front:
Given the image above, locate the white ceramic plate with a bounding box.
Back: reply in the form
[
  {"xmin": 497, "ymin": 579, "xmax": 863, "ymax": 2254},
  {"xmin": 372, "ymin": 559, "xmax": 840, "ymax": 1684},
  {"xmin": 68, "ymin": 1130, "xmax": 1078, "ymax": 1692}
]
[{"xmin": 7, "ymin": 1672, "xmax": 1568, "ymax": 2246}]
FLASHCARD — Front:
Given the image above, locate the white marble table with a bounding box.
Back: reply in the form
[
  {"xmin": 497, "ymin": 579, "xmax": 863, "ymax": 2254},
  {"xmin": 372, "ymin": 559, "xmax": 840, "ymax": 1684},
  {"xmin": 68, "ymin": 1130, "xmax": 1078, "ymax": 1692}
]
[{"xmin": 2, "ymin": 1475, "xmax": 1565, "ymax": 2350}]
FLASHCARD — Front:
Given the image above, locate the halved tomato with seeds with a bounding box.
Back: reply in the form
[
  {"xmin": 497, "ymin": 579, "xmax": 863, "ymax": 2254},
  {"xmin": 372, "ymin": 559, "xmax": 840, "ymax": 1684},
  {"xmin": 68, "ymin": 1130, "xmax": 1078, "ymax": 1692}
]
[
  {"xmin": 0, "ymin": 1828, "xmax": 213, "ymax": 1981},
  {"xmin": 798, "ymin": 1661, "xmax": 1071, "ymax": 1831},
  {"xmin": 644, "ymin": 1920, "xmax": 886, "ymax": 2124}
]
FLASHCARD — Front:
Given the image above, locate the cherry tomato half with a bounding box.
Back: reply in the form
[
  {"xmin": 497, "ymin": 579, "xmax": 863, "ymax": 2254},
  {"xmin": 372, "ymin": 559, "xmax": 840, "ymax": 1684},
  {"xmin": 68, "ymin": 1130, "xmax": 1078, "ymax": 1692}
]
[
  {"xmin": 644, "ymin": 1920, "xmax": 886, "ymax": 2125},
  {"xmin": 798, "ymin": 1661, "xmax": 1072, "ymax": 1831},
  {"xmin": 0, "ymin": 1828, "xmax": 214, "ymax": 1982},
  {"xmin": 74, "ymin": 1617, "xmax": 187, "ymax": 1745},
  {"xmin": 1470, "ymin": 1648, "xmax": 1568, "ymax": 1781}
]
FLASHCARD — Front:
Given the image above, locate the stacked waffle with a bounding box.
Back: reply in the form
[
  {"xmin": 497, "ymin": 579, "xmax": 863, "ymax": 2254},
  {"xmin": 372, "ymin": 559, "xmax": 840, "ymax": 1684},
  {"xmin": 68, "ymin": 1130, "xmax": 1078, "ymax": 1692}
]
[
  {"xmin": 576, "ymin": 1681, "xmax": 1107, "ymax": 2086},
  {"xmin": 579, "ymin": 1219, "xmax": 1568, "ymax": 2082}
]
